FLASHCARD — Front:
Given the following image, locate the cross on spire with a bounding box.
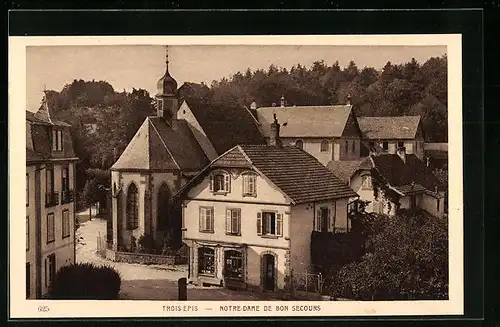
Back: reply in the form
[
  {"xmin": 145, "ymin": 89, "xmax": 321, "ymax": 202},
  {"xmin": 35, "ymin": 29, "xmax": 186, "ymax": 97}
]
[{"xmin": 165, "ymin": 45, "xmax": 169, "ymax": 68}]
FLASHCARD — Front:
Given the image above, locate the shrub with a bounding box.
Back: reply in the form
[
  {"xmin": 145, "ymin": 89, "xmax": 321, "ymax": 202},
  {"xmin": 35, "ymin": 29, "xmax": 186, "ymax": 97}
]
[
  {"xmin": 49, "ymin": 263, "xmax": 121, "ymax": 299},
  {"xmin": 136, "ymin": 233, "xmax": 157, "ymax": 254}
]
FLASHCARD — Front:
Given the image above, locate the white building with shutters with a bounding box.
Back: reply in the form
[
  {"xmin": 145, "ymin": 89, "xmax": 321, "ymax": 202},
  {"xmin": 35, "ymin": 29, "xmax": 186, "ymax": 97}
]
[{"xmin": 175, "ymin": 140, "xmax": 358, "ymax": 293}]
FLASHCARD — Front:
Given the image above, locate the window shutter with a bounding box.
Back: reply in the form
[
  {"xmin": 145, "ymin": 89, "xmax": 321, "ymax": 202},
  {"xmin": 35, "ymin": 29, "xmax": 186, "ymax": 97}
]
[
  {"xmin": 209, "ymin": 174, "xmax": 214, "ymax": 192},
  {"xmin": 331, "ymin": 202, "xmax": 336, "ymax": 232},
  {"xmin": 199, "ymin": 208, "xmax": 204, "ymax": 231},
  {"xmin": 242, "ymin": 175, "xmax": 247, "ymax": 195},
  {"xmin": 257, "ymin": 212, "xmax": 262, "ymax": 235},
  {"xmin": 210, "ymin": 208, "xmax": 214, "ymax": 231},
  {"xmin": 237, "ymin": 210, "xmax": 241, "ymax": 234},
  {"xmin": 226, "ymin": 209, "xmax": 232, "ymax": 234},
  {"xmin": 224, "ymin": 173, "xmax": 230, "ymax": 192},
  {"xmin": 277, "ymin": 213, "xmax": 283, "ymax": 237}
]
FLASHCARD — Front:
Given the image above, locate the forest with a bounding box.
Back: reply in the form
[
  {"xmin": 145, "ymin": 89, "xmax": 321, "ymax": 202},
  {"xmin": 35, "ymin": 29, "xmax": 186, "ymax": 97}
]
[{"xmin": 42, "ymin": 55, "xmax": 448, "ymax": 201}]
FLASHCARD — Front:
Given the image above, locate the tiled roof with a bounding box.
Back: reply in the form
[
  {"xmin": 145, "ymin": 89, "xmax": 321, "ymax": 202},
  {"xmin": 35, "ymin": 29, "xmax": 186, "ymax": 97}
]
[
  {"xmin": 357, "ymin": 116, "xmax": 421, "ymax": 139},
  {"xmin": 256, "ymin": 105, "xmax": 353, "ymax": 138},
  {"xmin": 183, "ymin": 99, "xmax": 266, "ymax": 154},
  {"xmin": 326, "ymin": 158, "xmax": 371, "ymax": 183},
  {"xmin": 111, "ymin": 117, "xmax": 209, "ymax": 171},
  {"xmin": 176, "ymin": 145, "xmax": 358, "ymax": 204},
  {"xmin": 370, "ymin": 153, "xmax": 442, "ymax": 193}
]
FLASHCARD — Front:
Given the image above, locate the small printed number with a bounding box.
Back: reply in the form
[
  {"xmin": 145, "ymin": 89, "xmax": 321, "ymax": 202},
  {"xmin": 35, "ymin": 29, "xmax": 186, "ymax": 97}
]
[{"xmin": 38, "ymin": 305, "xmax": 50, "ymax": 312}]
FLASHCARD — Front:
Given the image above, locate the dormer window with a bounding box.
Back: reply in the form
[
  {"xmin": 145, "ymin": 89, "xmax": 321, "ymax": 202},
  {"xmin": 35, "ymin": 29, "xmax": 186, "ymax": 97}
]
[
  {"xmin": 242, "ymin": 173, "xmax": 257, "ymax": 197},
  {"xmin": 209, "ymin": 170, "xmax": 230, "ymax": 194},
  {"xmin": 320, "ymin": 140, "xmax": 329, "ymax": 152},
  {"xmin": 51, "ymin": 129, "xmax": 63, "ymax": 152}
]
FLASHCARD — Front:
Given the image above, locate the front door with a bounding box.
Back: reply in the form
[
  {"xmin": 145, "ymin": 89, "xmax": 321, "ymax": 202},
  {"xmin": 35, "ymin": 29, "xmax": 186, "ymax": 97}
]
[{"xmin": 263, "ymin": 254, "xmax": 275, "ymax": 291}]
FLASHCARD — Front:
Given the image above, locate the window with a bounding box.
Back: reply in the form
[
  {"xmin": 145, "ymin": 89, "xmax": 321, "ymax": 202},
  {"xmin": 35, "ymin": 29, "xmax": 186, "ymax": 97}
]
[
  {"xmin": 126, "ymin": 183, "xmax": 139, "ymax": 230},
  {"xmin": 320, "ymin": 140, "xmax": 329, "ymax": 152},
  {"xmin": 46, "ymin": 167, "xmax": 54, "ymax": 194},
  {"xmin": 345, "ymin": 140, "xmax": 348, "ymax": 153},
  {"xmin": 295, "ymin": 140, "xmax": 303, "ymax": 150},
  {"xmin": 45, "ymin": 254, "xmax": 56, "ymax": 288},
  {"xmin": 224, "ymin": 250, "xmax": 244, "ymax": 280},
  {"xmin": 26, "ymin": 263, "xmax": 30, "ymax": 298},
  {"xmin": 199, "ymin": 207, "xmax": 214, "ymax": 232},
  {"xmin": 397, "ymin": 141, "xmax": 404, "ymax": 148},
  {"xmin": 361, "ymin": 175, "xmax": 372, "ymax": 189},
  {"xmin": 61, "ymin": 167, "xmax": 69, "ymax": 192},
  {"xmin": 382, "ymin": 142, "xmax": 389, "ymax": 152},
  {"xmin": 257, "ymin": 211, "xmax": 283, "ymax": 237},
  {"xmin": 351, "ymin": 140, "xmax": 356, "ymax": 154},
  {"xmin": 316, "ymin": 207, "xmax": 330, "ymax": 232},
  {"xmin": 46, "ymin": 213, "xmax": 55, "ymax": 243},
  {"xmin": 242, "ymin": 173, "xmax": 257, "ymax": 196},
  {"xmin": 26, "ymin": 216, "xmax": 29, "ymax": 251},
  {"xmin": 26, "ymin": 174, "xmax": 29, "ymax": 206},
  {"xmin": 226, "ymin": 208, "xmax": 241, "ymax": 235},
  {"xmin": 62, "ymin": 210, "xmax": 70, "ymax": 238},
  {"xmin": 209, "ymin": 171, "xmax": 230, "ymax": 193},
  {"xmin": 51, "ymin": 129, "xmax": 63, "ymax": 151},
  {"xmin": 437, "ymin": 198, "xmax": 440, "ymax": 212},
  {"xmin": 198, "ymin": 247, "xmax": 215, "ymax": 275}
]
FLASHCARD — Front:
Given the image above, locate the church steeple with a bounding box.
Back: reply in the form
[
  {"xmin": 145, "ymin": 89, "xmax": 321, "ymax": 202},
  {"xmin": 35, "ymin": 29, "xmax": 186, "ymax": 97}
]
[{"xmin": 156, "ymin": 46, "xmax": 179, "ymax": 122}]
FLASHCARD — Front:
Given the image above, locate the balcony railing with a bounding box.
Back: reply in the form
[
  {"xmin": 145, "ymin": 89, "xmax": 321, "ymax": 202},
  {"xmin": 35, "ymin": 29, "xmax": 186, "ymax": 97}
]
[
  {"xmin": 45, "ymin": 191, "xmax": 59, "ymax": 208},
  {"xmin": 61, "ymin": 189, "xmax": 74, "ymax": 204}
]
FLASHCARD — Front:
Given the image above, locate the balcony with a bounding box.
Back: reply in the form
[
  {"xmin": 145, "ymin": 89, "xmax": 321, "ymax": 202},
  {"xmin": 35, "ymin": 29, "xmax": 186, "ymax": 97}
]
[
  {"xmin": 61, "ymin": 189, "xmax": 74, "ymax": 204},
  {"xmin": 45, "ymin": 191, "xmax": 59, "ymax": 208}
]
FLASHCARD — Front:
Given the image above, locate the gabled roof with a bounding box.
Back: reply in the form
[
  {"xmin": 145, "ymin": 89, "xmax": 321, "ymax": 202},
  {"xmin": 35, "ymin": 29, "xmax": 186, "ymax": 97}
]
[
  {"xmin": 357, "ymin": 116, "xmax": 421, "ymax": 140},
  {"xmin": 326, "ymin": 157, "xmax": 372, "ymax": 184},
  {"xmin": 177, "ymin": 145, "xmax": 358, "ymax": 204},
  {"xmin": 369, "ymin": 153, "xmax": 442, "ymax": 194},
  {"xmin": 111, "ymin": 116, "xmax": 209, "ymax": 171},
  {"xmin": 256, "ymin": 105, "xmax": 354, "ymax": 138},
  {"xmin": 183, "ymin": 99, "xmax": 266, "ymax": 154}
]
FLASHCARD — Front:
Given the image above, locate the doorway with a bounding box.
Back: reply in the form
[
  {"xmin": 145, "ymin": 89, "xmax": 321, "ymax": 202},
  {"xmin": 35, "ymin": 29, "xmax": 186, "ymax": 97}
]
[{"xmin": 262, "ymin": 254, "xmax": 275, "ymax": 291}]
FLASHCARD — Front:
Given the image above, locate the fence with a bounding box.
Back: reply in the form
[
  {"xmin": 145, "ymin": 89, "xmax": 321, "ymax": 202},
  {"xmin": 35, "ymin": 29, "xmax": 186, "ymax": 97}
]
[{"xmin": 290, "ymin": 270, "xmax": 325, "ymax": 297}]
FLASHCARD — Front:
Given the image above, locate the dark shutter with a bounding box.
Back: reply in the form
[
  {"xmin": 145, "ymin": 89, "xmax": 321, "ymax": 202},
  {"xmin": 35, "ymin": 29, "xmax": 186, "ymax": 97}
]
[{"xmin": 257, "ymin": 212, "xmax": 262, "ymax": 235}]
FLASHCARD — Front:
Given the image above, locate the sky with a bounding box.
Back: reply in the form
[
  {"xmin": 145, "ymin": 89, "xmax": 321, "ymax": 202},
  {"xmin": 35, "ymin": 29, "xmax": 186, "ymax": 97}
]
[{"xmin": 26, "ymin": 45, "xmax": 446, "ymax": 111}]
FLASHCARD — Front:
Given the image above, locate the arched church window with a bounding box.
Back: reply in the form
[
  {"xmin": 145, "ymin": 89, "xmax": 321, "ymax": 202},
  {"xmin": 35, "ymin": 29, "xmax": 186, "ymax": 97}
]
[{"xmin": 126, "ymin": 183, "xmax": 139, "ymax": 230}]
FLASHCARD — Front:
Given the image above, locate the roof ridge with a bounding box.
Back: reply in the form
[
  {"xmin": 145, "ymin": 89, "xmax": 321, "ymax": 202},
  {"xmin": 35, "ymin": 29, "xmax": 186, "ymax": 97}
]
[{"xmin": 148, "ymin": 117, "xmax": 181, "ymax": 170}]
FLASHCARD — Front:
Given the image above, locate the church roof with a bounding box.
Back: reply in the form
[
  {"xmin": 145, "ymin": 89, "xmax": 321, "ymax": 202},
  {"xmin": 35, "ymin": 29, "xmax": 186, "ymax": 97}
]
[
  {"xmin": 256, "ymin": 105, "xmax": 354, "ymax": 138},
  {"xmin": 357, "ymin": 116, "xmax": 422, "ymax": 140},
  {"xmin": 111, "ymin": 116, "xmax": 209, "ymax": 172},
  {"xmin": 183, "ymin": 98, "xmax": 267, "ymax": 154}
]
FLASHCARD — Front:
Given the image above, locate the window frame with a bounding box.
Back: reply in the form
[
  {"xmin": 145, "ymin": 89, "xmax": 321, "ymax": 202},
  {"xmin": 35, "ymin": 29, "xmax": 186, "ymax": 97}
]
[
  {"xmin": 126, "ymin": 183, "xmax": 139, "ymax": 230},
  {"xmin": 397, "ymin": 141, "xmax": 404, "ymax": 148},
  {"xmin": 209, "ymin": 170, "xmax": 231, "ymax": 195},
  {"xmin": 46, "ymin": 213, "xmax": 55, "ymax": 244},
  {"xmin": 258, "ymin": 211, "xmax": 283, "ymax": 237},
  {"xmin": 226, "ymin": 208, "xmax": 241, "ymax": 236},
  {"xmin": 199, "ymin": 206, "xmax": 215, "ymax": 233},
  {"xmin": 361, "ymin": 174, "xmax": 373, "ymax": 190},
  {"xmin": 295, "ymin": 139, "xmax": 304, "ymax": 150},
  {"xmin": 62, "ymin": 209, "xmax": 71, "ymax": 239},
  {"xmin": 318, "ymin": 207, "xmax": 330, "ymax": 232},
  {"xmin": 320, "ymin": 140, "xmax": 329, "ymax": 152},
  {"xmin": 26, "ymin": 263, "xmax": 30, "ymax": 298},
  {"xmin": 242, "ymin": 172, "xmax": 257, "ymax": 197},
  {"xmin": 198, "ymin": 247, "xmax": 216, "ymax": 276},
  {"xmin": 382, "ymin": 141, "xmax": 389, "ymax": 152},
  {"xmin": 351, "ymin": 139, "xmax": 356, "ymax": 154},
  {"xmin": 224, "ymin": 250, "xmax": 244, "ymax": 280}
]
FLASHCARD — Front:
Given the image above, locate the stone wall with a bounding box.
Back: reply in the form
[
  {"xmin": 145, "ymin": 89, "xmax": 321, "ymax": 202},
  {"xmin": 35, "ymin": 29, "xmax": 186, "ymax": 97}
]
[{"xmin": 113, "ymin": 251, "xmax": 186, "ymax": 265}]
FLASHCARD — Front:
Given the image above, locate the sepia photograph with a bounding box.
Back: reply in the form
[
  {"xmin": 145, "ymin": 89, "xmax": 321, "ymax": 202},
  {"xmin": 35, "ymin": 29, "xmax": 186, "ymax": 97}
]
[{"xmin": 10, "ymin": 35, "xmax": 463, "ymax": 318}]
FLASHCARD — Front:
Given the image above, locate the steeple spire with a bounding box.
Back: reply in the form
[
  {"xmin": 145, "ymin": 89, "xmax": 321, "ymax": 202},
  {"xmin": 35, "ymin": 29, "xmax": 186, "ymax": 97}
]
[{"xmin": 165, "ymin": 45, "xmax": 169, "ymax": 69}]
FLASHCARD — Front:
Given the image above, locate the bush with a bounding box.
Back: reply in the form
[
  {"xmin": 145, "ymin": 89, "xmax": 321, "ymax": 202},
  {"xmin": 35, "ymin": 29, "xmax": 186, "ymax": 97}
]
[
  {"xmin": 49, "ymin": 263, "xmax": 121, "ymax": 299},
  {"xmin": 331, "ymin": 211, "xmax": 448, "ymax": 300},
  {"xmin": 136, "ymin": 233, "xmax": 157, "ymax": 254}
]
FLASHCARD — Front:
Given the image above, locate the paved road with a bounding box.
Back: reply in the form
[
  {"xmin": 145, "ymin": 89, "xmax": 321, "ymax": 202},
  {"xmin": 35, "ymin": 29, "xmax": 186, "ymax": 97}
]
[{"xmin": 75, "ymin": 217, "xmax": 268, "ymax": 300}]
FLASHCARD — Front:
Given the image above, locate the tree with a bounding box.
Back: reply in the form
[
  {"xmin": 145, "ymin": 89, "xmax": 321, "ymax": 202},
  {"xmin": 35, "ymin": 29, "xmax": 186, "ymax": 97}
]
[
  {"xmin": 333, "ymin": 211, "xmax": 448, "ymax": 300},
  {"xmin": 82, "ymin": 179, "xmax": 99, "ymax": 220}
]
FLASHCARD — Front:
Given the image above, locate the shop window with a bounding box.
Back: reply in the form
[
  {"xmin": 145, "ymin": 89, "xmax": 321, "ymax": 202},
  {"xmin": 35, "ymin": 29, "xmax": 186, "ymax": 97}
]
[
  {"xmin": 224, "ymin": 250, "xmax": 244, "ymax": 280},
  {"xmin": 198, "ymin": 247, "xmax": 215, "ymax": 275}
]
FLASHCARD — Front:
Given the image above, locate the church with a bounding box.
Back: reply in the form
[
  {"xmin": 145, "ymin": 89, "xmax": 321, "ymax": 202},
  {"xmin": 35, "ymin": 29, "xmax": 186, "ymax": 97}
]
[{"xmin": 108, "ymin": 49, "xmax": 265, "ymax": 253}]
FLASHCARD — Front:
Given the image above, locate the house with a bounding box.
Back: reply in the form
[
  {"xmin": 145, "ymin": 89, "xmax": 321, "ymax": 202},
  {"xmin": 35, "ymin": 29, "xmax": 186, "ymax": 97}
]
[
  {"xmin": 356, "ymin": 116, "xmax": 425, "ymax": 159},
  {"xmin": 255, "ymin": 97, "xmax": 363, "ymax": 166},
  {"xmin": 423, "ymin": 142, "xmax": 448, "ymax": 169},
  {"xmin": 26, "ymin": 93, "xmax": 79, "ymax": 298},
  {"xmin": 109, "ymin": 49, "xmax": 264, "ymax": 253},
  {"xmin": 328, "ymin": 147, "xmax": 445, "ymax": 218},
  {"xmin": 175, "ymin": 120, "xmax": 358, "ymax": 293}
]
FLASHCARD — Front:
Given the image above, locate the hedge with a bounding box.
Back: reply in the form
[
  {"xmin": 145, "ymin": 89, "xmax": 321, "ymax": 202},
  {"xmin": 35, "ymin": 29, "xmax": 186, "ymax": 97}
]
[{"xmin": 49, "ymin": 263, "xmax": 121, "ymax": 299}]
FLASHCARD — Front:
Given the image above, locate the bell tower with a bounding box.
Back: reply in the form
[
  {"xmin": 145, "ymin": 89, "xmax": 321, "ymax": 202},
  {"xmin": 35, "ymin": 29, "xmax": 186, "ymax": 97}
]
[{"xmin": 156, "ymin": 46, "xmax": 179, "ymax": 122}]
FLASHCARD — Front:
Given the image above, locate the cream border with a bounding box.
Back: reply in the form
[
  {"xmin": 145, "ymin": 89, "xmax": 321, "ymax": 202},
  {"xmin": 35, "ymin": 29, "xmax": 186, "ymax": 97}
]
[{"xmin": 9, "ymin": 34, "xmax": 463, "ymax": 318}]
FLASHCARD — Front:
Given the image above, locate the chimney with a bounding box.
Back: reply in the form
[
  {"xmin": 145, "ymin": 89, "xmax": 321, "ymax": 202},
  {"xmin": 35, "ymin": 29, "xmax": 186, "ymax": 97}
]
[
  {"xmin": 280, "ymin": 95, "xmax": 285, "ymax": 107},
  {"xmin": 346, "ymin": 94, "xmax": 352, "ymax": 105},
  {"xmin": 269, "ymin": 113, "xmax": 282, "ymax": 147},
  {"xmin": 250, "ymin": 101, "xmax": 257, "ymax": 110},
  {"xmin": 397, "ymin": 146, "xmax": 406, "ymax": 163}
]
